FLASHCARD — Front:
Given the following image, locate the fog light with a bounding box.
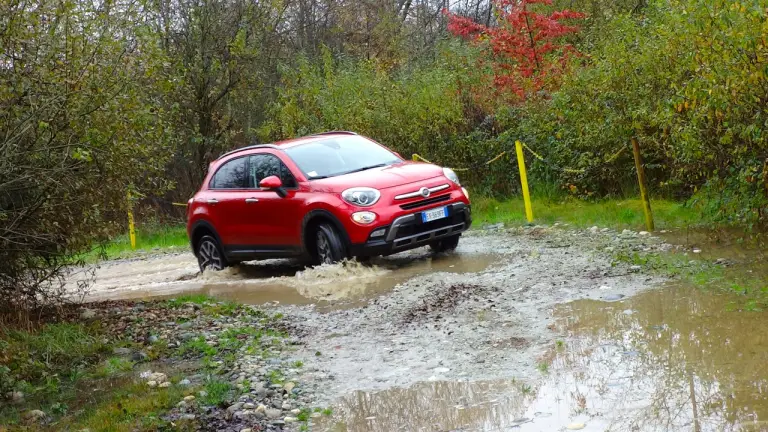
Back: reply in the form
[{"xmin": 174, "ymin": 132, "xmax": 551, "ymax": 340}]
[
  {"xmin": 370, "ymin": 228, "xmax": 386, "ymax": 238},
  {"xmin": 462, "ymin": 187, "xmax": 470, "ymax": 200},
  {"xmin": 352, "ymin": 211, "xmax": 376, "ymax": 224}
]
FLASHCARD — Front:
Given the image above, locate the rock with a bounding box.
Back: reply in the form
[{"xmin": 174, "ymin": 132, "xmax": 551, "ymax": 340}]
[
  {"xmin": 284, "ymin": 416, "xmax": 298, "ymax": 423},
  {"xmin": 80, "ymin": 308, "xmax": 97, "ymax": 319},
  {"xmin": 183, "ymin": 395, "xmax": 196, "ymax": 402},
  {"xmin": 23, "ymin": 410, "xmax": 46, "ymax": 422},
  {"xmin": 148, "ymin": 335, "xmax": 159, "ymax": 343},
  {"xmin": 281, "ymin": 401, "xmax": 291, "ymax": 410},
  {"xmin": 566, "ymin": 423, "xmax": 586, "ymax": 430},
  {"xmin": 243, "ymin": 402, "xmax": 256, "ymax": 409},
  {"xmin": 638, "ymin": 231, "xmax": 650, "ymax": 236},
  {"xmin": 630, "ymin": 265, "xmax": 642, "ymax": 272},
  {"xmin": 146, "ymin": 381, "xmax": 158, "ymax": 388},
  {"xmin": 178, "ymin": 322, "xmax": 194, "ymax": 330},
  {"xmin": 240, "ymin": 429, "xmax": 253, "ymax": 432},
  {"xmin": 158, "ymin": 381, "xmax": 171, "ymax": 388},
  {"xmin": 180, "ymin": 414, "xmax": 196, "ymax": 421},
  {"xmin": 150, "ymin": 372, "xmax": 167, "ymax": 383},
  {"xmin": 265, "ymin": 408, "xmax": 282, "ymax": 419},
  {"xmin": 283, "ymin": 382, "xmax": 295, "ymax": 393},
  {"xmin": 177, "ymin": 401, "xmax": 188, "ymax": 408},
  {"xmin": 180, "ymin": 332, "xmax": 196, "ymax": 340},
  {"xmin": 693, "ymin": 248, "xmax": 702, "ymax": 253},
  {"xmin": 256, "ymin": 404, "xmax": 267, "ymax": 414},
  {"xmin": 271, "ymin": 420, "xmax": 286, "ymax": 426},
  {"xmin": 311, "ymin": 412, "xmax": 322, "ymax": 418},
  {"xmin": 198, "ymin": 390, "xmax": 208, "ymax": 398},
  {"xmin": 227, "ymin": 402, "xmax": 244, "ymax": 413},
  {"xmin": 131, "ymin": 351, "xmax": 149, "ymax": 362},
  {"xmin": 113, "ymin": 347, "xmax": 133, "ymax": 356},
  {"xmin": 7, "ymin": 391, "xmax": 24, "ymax": 404},
  {"xmin": 603, "ymin": 294, "xmax": 625, "ymax": 302},
  {"xmin": 290, "ymin": 408, "xmax": 301, "ymax": 415},
  {"xmin": 589, "ymin": 226, "xmax": 599, "ymax": 233},
  {"xmin": 178, "ymin": 379, "xmax": 192, "ymax": 386}
]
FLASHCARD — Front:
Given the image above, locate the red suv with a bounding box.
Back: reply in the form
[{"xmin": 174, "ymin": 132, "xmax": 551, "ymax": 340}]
[{"xmin": 186, "ymin": 132, "xmax": 472, "ymax": 271}]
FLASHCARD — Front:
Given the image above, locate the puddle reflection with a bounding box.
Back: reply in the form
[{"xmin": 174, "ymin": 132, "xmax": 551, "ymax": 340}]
[{"xmin": 320, "ymin": 284, "xmax": 768, "ymax": 431}]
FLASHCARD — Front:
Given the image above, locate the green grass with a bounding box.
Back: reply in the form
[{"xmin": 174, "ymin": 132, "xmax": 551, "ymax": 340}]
[
  {"xmin": 89, "ymin": 224, "xmax": 188, "ymax": 261},
  {"xmin": 471, "ymin": 196, "xmax": 703, "ymax": 230},
  {"xmin": 200, "ymin": 378, "xmax": 233, "ymax": 406}
]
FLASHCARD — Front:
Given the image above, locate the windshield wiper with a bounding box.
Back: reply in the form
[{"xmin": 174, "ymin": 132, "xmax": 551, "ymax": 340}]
[{"xmin": 341, "ymin": 163, "xmax": 389, "ymax": 175}]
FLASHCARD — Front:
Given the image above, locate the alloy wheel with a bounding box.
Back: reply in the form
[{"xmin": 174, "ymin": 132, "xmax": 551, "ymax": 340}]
[
  {"xmin": 198, "ymin": 239, "xmax": 224, "ymax": 271},
  {"xmin": 316, "ymin": 231, "xmax": 333, "ymax": 264}
]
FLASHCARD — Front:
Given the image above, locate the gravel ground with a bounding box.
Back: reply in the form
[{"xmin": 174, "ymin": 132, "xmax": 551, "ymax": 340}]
[
  {"xmin": 267, "ymin": 226, "xmax": 670, "ymax": 408},
  {"xmin": 70, "ymin": 224, "xmax": 675, "ymax": 431}
]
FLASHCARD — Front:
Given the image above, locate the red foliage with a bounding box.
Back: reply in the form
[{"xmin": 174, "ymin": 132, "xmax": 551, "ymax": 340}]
[{"xmin": 445, "ymin": 0, "xmax": 584, "ymax": 101}]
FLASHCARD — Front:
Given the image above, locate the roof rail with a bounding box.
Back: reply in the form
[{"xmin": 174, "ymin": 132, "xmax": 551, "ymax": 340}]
[
  {"xmin": 309, "ymin": 131, "xmax": 357, "ymax": 137},
  {"xmin": 216, "ymin": 143, "xmax": 279, "ymax": 160}
]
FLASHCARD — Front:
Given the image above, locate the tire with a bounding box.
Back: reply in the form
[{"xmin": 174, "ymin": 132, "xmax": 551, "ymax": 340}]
[
  {"xmin": 430, "ymin": 235, "xmax": 460, "ymax": 253},
  {"xmin": 196, "ymin": 235, "xmax": 227, "ymax": 272},
  {"xmin": 315, "ymin": 223, "xmax": 347, "ymax": 265}
]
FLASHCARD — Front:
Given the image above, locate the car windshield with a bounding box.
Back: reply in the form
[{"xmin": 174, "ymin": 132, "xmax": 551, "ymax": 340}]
[{"xmin": 285, "ymin": 136, "xmax": 402, "ymax": 179}]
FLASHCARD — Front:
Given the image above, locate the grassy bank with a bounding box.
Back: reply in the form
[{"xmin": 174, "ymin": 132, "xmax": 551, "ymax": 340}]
[
  {"xmin": 471, "ymin": 196, "xmax": 704, "ymax": 231},
  {"xmin": 91, "ymin": 224, "xmax": 188, "ymax": 261},
  {"xmin": 0, "ymin": 295, "xmax": 321, "ymax": 431}
]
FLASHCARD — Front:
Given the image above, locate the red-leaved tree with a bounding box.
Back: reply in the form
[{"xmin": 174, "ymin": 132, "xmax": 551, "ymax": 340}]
[{"xmin": 445, "ymin": 0, "xmax": 584, "ymax": 100}]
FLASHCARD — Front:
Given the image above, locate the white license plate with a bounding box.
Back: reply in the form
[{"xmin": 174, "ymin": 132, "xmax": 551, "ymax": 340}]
[{"xmin": 422, "ymin": 206, "xmax": 448, "ymax": 223}]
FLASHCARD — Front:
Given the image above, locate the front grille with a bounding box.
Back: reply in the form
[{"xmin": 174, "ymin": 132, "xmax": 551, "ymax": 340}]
[
  {"xmin": 394, "ymin": 211, "xmax": 467, "ymax": 240},
  {"xmin": 399, "ymin": 194, "xmax": 451, "ymax": 210}
]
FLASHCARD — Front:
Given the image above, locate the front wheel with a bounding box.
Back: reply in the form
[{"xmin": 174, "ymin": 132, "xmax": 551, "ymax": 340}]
[
  {"xmin": 196, "ymin": 235, "xmax": 227, "ymax": 272},
  {"xmin": 430, "ymin": 235, "xmax": 460, "ymax": 253},
  {"xmin": 315, "ymin": 223, "xmax": 347, "ymax": 265}
]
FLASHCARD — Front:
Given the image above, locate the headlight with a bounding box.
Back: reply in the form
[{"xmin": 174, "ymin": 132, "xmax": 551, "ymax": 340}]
[
  {"xmin": 443, "ymin": 167, "xmax": 460, "ymax": 185},
  {"xmin": 342, "ymin": 187, "xmax": 381, "ymax": 206}
]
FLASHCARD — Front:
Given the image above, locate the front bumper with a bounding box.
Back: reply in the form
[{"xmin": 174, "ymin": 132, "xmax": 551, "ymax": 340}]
[{"xmin": 349, "ymin": 202, "xmax": 472, "ymax": 257}]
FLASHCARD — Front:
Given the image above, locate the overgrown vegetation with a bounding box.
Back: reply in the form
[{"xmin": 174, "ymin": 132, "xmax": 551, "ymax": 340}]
[{"xmin": 3, "ymin": 0, "xmax": 768, "ymax": 313}]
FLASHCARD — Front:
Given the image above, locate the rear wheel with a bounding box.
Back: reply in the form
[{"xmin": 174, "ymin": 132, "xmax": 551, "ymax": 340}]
[
  {"xmin": 196, "ymin": 235, "xmax": 227, "ymax": 272},
  {"xmin": 430, "ymin": 235, "xmax": 460, "ymax": 253},
  {"xmin": 315, "ymin": 223, "xmax": 347, "ymax": 265}
]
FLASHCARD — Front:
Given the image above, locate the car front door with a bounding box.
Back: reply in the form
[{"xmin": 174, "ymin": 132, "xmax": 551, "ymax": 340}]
[{"xmin": 246, "ymin": 153, "xmax": 304, "ymax": 251}]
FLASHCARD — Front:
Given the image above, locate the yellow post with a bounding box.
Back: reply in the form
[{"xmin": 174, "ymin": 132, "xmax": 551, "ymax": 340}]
[
  {"xmin": 412, "ymin": 154, "xmax": 418, "ymax": 161},
  {"xmin": 515, "ymin": 140, "xmax": 534, "ymax": 223},
  {"xmin": 127, "ymin": 191, "xmax": 136, "ymax": 249},
  {"xmin": 631, "ymin": 137, "xmax": 655, "ymax": 232}
]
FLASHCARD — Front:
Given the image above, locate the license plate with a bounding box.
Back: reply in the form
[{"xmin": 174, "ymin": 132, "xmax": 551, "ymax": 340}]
[{"xmin": 422, "ymin": 206, "xmax": 448, "ymax": 223}]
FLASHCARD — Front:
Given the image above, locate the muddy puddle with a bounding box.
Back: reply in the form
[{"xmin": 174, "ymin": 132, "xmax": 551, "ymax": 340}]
[
  {"xmin": 318, "ymin": 283, "xmax": 768, "ymax": 431},
  {"xmin": 83, "ymin": 251, "xmax": 500, "ymax": 309}
]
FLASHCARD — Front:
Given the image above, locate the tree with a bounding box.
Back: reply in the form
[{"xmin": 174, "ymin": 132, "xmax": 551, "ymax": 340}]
[{"xmin": 445, "ymin": 0, "xmax": 584, "ymax": 100}]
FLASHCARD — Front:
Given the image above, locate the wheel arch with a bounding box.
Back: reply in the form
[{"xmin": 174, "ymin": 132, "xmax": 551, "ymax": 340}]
[
  {"xmin": 189, "ymin": 220, "xmax": 223, "ymax": 256},
  {"xmin": 301, "ymin": 209, "xmax": 350, "ymax": 257}
]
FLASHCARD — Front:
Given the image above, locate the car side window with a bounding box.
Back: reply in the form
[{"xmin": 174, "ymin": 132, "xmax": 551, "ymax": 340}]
[
  {"xmin": 249, "ymin": 154, "xmax": 297, "ymax": 188},
  {"xmin": 210, "ymin": 157, "xmax": 247, "ymax": 189}
]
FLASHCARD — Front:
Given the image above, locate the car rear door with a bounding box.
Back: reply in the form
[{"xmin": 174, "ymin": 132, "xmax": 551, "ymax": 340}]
[{"xmin": 245, "ymin": 153, "xmax": 304, "ymax": 250}]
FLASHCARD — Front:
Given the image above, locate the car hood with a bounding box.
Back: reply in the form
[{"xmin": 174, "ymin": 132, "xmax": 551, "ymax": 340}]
[{"xmin": 310, "ymin": 161, "xmax": 445, "ymax": 192}]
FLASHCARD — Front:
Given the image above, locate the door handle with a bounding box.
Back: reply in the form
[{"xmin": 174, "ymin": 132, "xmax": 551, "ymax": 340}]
[
  {"xmin": 206, "ymin": 199, "xmax": 218, "ymax": 205},
  {"xmin": 245, "ymin": 198, "xmax": 259, "ymax": 204}
]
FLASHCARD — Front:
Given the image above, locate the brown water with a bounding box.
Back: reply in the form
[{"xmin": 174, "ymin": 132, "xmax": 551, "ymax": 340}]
[
  {"xmin": 318, "ymin": 283, "xmax": 768, "ymax": 431},
  {"xmin": 87, "ymin": 252, "xmax": 499, "ymax": 308}
]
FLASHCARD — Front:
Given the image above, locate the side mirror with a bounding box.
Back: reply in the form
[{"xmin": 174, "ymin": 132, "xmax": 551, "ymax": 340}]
[
  {"xmin": 259, "ymin": 176, "xmax": 282, "ymax": 189},
  {"xmin": 259, "ymin": 175, "xmax": 287, "ymax": 198}
]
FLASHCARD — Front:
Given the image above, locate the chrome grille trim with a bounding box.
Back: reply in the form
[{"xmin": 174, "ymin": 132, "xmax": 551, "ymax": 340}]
[{"xmin": 394, "ymin": 183, "xmax": 450, "ymax": 200}]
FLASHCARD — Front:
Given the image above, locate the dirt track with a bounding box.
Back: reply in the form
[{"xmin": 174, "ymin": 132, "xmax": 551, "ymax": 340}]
[{"xmin": 75, "ymin": 225, "xmax": 681, "ymax": 431}]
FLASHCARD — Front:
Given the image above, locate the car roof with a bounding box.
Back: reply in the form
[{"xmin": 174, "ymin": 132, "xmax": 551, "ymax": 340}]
[{"xmin": 216, "ymin": 131, "xmax": 358, "ymax": 160}]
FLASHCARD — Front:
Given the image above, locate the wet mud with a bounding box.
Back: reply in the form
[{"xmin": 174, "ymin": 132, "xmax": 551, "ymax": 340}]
[{"xmin": 72, "ymin": 226, "xmax": 768, "ymax": 431}]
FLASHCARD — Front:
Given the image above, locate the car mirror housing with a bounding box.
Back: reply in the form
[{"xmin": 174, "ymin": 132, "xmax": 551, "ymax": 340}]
[
  {"xmin": 259, "ymin": 175, "xmax": 287, "ymax": 197},
  {"xmin": 260, "ymin": 175, "xmax": 282, "ymax": 189}
]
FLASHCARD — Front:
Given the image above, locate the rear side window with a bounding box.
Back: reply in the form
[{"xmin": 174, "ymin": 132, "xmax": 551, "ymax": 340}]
[
  {"xmin": 210, "ymin": 157, "xmax": 247, "ymax": 189},
  {"xmin": 249, "ymin": 154, "xmax": 297, "ymax": 188}
]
